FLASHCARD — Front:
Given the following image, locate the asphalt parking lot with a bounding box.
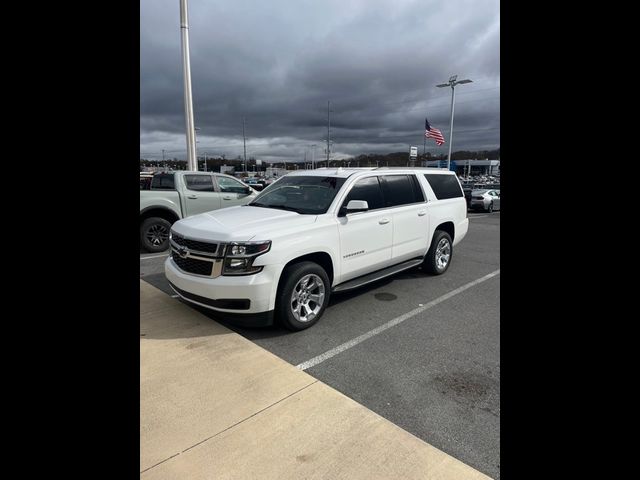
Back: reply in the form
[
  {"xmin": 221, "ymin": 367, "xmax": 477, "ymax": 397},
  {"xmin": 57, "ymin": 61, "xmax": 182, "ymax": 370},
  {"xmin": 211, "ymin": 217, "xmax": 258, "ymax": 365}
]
[{"xmin": 140, "ymin": 212, "xmax": 500, "ymax": 479}]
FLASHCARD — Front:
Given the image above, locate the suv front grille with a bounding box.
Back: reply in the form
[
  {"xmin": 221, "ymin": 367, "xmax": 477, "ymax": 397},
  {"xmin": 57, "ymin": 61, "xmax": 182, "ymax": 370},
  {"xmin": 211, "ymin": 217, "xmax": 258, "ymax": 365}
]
[
  {"xmin": 171, "ymin": 232, "xmax": 219, "ymax": 254},
  {"xmin": 171, "ymin": 251, "xmax": 213, "ymax": 276}
]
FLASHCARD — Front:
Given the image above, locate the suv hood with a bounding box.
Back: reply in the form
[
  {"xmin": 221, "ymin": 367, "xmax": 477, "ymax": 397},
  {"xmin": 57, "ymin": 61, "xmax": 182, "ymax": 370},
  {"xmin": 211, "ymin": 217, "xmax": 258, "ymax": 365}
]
[{"xmin": 171, "ymin": 205, "xmax": 317, "ymax": 242}]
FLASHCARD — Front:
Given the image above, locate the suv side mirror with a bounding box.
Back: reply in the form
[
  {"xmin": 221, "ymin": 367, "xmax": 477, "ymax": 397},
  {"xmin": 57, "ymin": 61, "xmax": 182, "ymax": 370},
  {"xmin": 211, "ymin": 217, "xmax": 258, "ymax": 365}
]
[{"xmin": 345, "ymin": 200, "xmax": 369, "ymax": 213}]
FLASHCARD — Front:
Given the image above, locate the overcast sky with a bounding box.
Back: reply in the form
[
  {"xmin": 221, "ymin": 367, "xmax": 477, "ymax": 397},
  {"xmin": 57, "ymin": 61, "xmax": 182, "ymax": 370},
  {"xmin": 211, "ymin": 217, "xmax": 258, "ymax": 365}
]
[{"xmin": 140, "ymin": 0, "xmax": 499, "ymax": 162}]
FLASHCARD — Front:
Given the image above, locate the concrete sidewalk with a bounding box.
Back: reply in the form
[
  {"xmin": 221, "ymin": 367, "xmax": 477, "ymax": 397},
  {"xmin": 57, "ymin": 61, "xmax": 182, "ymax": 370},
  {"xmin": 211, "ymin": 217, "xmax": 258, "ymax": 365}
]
[{"xmin": 140, "ymin": 280, "xmax": 492, "ymax": 479}]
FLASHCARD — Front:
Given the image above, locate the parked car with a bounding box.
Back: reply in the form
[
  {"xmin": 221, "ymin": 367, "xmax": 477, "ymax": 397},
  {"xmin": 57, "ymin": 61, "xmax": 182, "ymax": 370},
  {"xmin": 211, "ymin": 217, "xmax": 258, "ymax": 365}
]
[
  {"xmin": 245, "ymin": 178, "xmax": 264, "ymax": 191},
  {"xmin": 165, "ymin": 168, "xmax": 468, "ymax": 330},
  {"xmin": 469, "ymin": 189, "xmax": 501, "ymax": 213},
  {"xmin": 140, "ymin": 173, "xmax": 154, "ymax": 190},
  {"xmin": 140, "ymin": 171, "xmax": 258, "ymax": 252}
]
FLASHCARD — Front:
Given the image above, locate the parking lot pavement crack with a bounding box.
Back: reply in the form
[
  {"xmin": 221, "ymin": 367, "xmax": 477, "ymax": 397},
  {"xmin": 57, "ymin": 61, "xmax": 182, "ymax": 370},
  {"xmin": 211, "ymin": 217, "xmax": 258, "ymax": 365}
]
[
  {"xmin": 140, "ymin": 379, "xmax": 319, "ymax": 475},
  {"xmin": 296, "ymin": 269, "xmax": 500, "ymax": 371}
]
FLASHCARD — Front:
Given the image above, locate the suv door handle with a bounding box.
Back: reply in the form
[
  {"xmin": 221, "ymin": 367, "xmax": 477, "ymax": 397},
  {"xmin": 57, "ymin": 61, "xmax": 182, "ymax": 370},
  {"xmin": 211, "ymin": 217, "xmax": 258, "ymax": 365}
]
[
  {"xmin": 379, "ymin": 218, "xmax": 390, "ymax": 225},
  {"xmin": 418, "ymin": 210, "xmax": 426, "ymax": 216},
  {"xmin": 187, "ymin": 194, "xmax": 198, "ymax": 199},
  {"xmin": 223, "ymin": 196, "xmax": 232, "ymax": 200}
]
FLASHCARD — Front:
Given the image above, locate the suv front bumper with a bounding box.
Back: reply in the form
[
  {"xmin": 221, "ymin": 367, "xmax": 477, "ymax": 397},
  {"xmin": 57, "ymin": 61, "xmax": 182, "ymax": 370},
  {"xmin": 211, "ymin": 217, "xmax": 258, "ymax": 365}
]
[{"xmin": 165, "ymin": 257, "xmax": 280, "ymax": 326}]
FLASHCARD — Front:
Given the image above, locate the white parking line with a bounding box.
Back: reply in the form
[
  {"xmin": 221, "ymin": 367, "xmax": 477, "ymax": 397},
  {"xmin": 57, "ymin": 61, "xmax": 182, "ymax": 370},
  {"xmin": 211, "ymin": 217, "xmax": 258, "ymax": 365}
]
[
  {"xmin": 140, "ymin": 253, "xmax": 169, "ymax": 261},
  {"xmin": 296, "ymin": 269, "xmax": 500, "ymax": 371}
]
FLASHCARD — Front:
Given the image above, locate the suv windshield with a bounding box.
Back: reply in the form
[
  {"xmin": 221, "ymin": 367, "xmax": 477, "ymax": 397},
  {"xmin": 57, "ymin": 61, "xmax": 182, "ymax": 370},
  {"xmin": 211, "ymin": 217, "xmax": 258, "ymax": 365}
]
[{"xmin": 248, "ymin": 176, "xmax": 346, "ymax": 214}]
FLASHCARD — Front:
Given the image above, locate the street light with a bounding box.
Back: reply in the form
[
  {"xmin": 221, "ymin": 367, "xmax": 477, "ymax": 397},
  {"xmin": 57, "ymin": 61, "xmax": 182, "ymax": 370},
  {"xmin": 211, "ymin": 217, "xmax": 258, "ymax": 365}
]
[
  {"xmin": 195, "ymin": 127, "xmax": 201, "ymax": 170},
  {"xmin": 436, "ymin": 75, "xmax": 472, "ymax": 170}
]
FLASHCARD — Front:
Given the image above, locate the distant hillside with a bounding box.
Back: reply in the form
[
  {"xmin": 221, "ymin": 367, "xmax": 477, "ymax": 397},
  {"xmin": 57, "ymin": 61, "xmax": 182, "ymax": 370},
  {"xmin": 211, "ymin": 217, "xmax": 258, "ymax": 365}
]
[
  {"xmin": 342, "ymin": 149, "xmax": 500, "ymax": 167},
  {"xmin": 140, "ymin": 148, "xmax": 500, "ymax": 171}
]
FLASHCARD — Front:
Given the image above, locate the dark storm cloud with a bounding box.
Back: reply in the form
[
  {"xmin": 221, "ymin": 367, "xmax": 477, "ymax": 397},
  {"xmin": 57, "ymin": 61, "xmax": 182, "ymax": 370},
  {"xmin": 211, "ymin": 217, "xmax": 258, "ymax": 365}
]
[{"xmin": 141, "ymin": 0, "xmax": 499, "ymax": 161}]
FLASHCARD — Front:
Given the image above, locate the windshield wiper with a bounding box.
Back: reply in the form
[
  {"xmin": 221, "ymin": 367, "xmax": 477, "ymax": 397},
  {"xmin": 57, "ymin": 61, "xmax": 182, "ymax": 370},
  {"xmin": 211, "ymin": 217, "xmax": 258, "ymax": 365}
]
[
  {"xmin": 247, "ymin": 202, "xmax": 302, "ymax": 213},
  {"xmin": 264, "ymin": 204, "xmax": 303, "ymax": 213}
]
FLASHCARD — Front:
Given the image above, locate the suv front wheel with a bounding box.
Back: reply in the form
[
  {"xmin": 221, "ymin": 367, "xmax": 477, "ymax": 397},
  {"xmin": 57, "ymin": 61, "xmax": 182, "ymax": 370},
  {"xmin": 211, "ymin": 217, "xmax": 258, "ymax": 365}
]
[
  {"xmin": 277, "ymin": 261, "xmax": 331, "ymax": 331},
  {"xmin": 423, "ymin": 230, "xmax": 453, "ymax": 275}
]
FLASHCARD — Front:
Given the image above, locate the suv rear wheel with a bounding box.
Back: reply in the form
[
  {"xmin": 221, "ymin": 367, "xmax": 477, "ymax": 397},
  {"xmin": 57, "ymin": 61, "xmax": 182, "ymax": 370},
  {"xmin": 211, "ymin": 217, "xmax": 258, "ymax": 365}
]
[
  {"xmin": 276, "ymin": 261, "xmax": 331, "ymax": 331},
  {"xmin": 423, "ymin": 230, "xmax": 453, "ymax": 275}
]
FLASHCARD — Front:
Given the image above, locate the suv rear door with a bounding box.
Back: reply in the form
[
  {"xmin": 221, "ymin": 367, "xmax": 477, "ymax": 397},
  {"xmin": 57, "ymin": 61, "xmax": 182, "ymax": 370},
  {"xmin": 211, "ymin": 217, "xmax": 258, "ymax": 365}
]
[
  {"xmin": 337, "ymin": 176, "xmax": 393, "ymax": 282},
  {"xmin": 379, "ymin": 174, "xmax": 428, "ymax": 262}
]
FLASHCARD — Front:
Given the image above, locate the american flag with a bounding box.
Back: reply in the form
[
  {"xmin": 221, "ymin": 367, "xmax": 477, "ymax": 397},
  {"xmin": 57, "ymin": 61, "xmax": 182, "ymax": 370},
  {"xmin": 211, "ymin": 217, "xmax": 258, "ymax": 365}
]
[{"xmin": 425, "ymin": 118, "xmax": 445, "ymax": 145}]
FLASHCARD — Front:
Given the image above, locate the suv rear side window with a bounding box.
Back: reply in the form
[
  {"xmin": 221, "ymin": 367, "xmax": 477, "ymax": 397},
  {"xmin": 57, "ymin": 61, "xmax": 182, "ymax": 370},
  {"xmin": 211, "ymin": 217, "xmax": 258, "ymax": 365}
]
[
  {"xmin": 342, "ymin": 176, "xmax": 385, "ymax": 210},
  {"xmin": 185, "ymin": 175, "xmax": 214, "ymax": 192},
  {"xmin": 379, "ymin": 175, "xmax": 423, "ymax": 207},
  {"xmin": 424, "ymin": 174, "xmax": 463, "ymax": 200},
  {"xmin": 151, "ymin": 173, "xmax": 175, "ymax": 190}
]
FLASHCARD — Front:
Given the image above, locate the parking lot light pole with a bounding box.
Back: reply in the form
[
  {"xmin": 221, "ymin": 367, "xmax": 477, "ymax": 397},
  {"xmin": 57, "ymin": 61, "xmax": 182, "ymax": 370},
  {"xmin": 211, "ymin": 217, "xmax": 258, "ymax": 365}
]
[
  {"xmin": 436, "ymin": 75, "xmax": 472, "ymax": 170},
  {"xmin": 180, "ymin": 0, "xmax": 197, "ymax": 171},
  {"xmin": 195, "ymin": 127, "xmax": 201, "ymax": 170}
]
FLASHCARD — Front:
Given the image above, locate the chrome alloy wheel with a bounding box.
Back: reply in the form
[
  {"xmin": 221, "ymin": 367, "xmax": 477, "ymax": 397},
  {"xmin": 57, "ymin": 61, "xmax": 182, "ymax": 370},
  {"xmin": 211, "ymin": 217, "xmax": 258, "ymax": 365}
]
[
  {"xmin": 435, "ymin": 238, "xmax": 451, "ymax": 270},
  {"xmin": 290, "ymin": 274, "xmax": 325, "ymax": 323},
  {"xmin": 146, "ymin": 224, "xmax": 169, "ymax": 246}
]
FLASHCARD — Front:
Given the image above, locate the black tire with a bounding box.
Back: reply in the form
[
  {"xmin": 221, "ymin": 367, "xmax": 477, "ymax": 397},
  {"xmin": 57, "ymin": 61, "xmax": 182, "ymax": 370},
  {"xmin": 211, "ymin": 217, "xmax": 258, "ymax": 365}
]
[
  {"xmin": 140, "ymin": 217, "xmax": 172, "ymax": 252},
  {"xmin": 423, "ymin": 230, "xmax": 453, "ymax": 275},
  {"xmin": 487, "ymin": 202, "xmax": 494, "ymax": 213},
  {"xmin": 276, "ymin": 261, "xmax": 331, "ymax": 331}
]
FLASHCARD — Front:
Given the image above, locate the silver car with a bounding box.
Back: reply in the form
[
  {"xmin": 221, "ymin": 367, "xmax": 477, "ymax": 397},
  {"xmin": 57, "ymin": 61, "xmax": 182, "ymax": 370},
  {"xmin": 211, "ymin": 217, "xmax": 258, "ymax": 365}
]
[{"xmin": 469, "ymin": 189, "xmax": 501, "ymax": 213}]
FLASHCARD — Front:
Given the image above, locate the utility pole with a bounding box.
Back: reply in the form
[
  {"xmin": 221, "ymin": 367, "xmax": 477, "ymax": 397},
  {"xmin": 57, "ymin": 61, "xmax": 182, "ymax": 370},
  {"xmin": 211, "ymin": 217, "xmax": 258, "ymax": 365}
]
[
  {"xmin": 180, "ymin": 0, "xmax": 197, "ymax": 171},
  {"xmin": 311, "ymin": 144, "xmax": 316, "ymax": 169},
  {"xmin": 326, "ymin": 101, "xmax": 331, "ymax": 165},
  {"xmin": 242, "ymin": 117, "xmax": 247, "ymax": 175},
  {"xmin": 194, "ymin": 127, "xmax": 200, "ymax": 170}
]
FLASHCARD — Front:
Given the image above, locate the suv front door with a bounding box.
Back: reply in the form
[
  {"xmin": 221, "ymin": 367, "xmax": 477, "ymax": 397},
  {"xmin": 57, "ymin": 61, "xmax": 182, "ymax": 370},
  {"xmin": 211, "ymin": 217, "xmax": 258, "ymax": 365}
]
[{"xmin": 337, "ymin": 176, "xmax": 393, "ymax": 282}]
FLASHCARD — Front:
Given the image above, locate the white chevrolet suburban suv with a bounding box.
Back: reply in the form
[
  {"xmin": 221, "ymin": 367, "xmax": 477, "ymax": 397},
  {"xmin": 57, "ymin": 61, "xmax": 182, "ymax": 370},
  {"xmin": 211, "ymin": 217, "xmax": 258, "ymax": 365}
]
[{"xmin": 165, "ymin": 168, "xmax": 469, "ymax": 330}]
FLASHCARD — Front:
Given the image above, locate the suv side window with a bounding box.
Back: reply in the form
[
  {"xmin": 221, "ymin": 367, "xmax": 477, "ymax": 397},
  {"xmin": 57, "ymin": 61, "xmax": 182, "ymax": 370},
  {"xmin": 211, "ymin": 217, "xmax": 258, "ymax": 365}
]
[
  {"xmin": 185, "ymin": 175, "xmax": 215, "ymax": 192},
  {"xmin": 379, "ymin": 175, "xmax": 421, "ymax": 207},
  {"xmin": 216, "ymin": 176, "xmax": 248, "ymax": 194},
  {"xmin": 424, "ymin": 174, "xmax": 464, "ymax": 200},
  {"xmin": 342, "ymin": 176, "xmax": 385, "ymax": 210}
]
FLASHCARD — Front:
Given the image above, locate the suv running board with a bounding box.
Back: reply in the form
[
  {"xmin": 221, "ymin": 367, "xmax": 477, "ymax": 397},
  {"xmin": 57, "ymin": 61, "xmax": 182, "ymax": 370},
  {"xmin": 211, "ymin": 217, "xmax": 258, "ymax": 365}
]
[{"xmin": 332, "ymin": 258, "xmax": 424, "ymax": 293}]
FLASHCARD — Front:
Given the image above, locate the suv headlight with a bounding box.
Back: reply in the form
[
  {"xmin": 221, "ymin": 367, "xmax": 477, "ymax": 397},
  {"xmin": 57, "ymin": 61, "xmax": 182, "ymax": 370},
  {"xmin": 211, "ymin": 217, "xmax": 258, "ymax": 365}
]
[{"xmin": 222, "ymin": 240, "xmax": 271, "ymax": 275}]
